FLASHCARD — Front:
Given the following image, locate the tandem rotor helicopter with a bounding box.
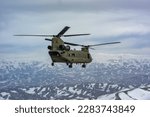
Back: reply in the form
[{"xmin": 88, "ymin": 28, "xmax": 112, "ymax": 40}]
[{"xmin": 14, "ymin": 26, "xmax": 120, "ymax": 68}]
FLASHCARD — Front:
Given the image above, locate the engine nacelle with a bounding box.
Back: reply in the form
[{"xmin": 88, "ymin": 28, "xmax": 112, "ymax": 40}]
[
  {"xmin": 59, "ymin": 45, "xmax": 70, "ymax": 51},
  {"xmin": 59, "ymin": 45, "xmax": 65, "ymax": 50},
  {"xmin": 65, "ymin": 45, "xmax": 70, "ymax": 51},
  {"xmin": 47, "ymin": 45, "xmax": 52, "ymax": 50}
]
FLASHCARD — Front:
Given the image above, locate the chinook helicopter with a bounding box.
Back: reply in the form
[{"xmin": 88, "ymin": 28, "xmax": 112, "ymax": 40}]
[{"xmin": 15, "ymin": 26, "xmax": 120, "ymax": 68}]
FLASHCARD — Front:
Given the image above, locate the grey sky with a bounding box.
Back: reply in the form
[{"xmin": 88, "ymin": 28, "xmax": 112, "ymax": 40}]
[{"xmin": 0, "ymin": 0, "xmax": 150, "ymax": 58}]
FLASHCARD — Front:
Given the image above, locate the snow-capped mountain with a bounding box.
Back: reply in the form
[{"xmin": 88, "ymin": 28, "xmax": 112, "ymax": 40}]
[
  {"xmin": 0, "ymin": 54, "xmax": 150, "ymax": 99},
  {"xmin": 0, "ymin": 83, "xmax": 150, "ymax": 100}
]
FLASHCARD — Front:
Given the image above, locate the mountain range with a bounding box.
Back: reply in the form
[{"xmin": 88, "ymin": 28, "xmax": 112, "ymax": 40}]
[{"xmin": 0, "ymin": 54, "xmax": 150, "ymax": 99}]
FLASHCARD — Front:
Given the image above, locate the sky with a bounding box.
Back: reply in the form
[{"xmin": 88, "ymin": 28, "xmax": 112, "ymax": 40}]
[{"xmin": 0, "ymin": 0, "xmax": 150, "ymax": 59}]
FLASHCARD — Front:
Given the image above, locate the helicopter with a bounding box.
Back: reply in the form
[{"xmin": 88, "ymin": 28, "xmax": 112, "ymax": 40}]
[{"xmin": 14, "ymin": 26, "xmax": 120, "ymax": 68}]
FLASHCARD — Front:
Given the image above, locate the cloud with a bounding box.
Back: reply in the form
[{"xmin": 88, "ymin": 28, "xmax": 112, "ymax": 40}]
[
  {"xmin": 1, "ymin": 0, "xmax": 150, "ymax": 14},
  {"xmin": 0, "ymin": 0, "xmax": 150, "ymax": 56}
]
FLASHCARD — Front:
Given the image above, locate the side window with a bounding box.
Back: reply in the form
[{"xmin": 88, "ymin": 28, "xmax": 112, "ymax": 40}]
[
  {"xmin": 87, "ymin": 54, "xmax": 90, "ymax": 59},
  {"xmin": 72, "ymin": 53, "xmax": 75, "ymax": 57}
]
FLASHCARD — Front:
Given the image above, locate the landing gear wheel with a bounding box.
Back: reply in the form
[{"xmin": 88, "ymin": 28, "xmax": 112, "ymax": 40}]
[
  {"xmin": 66, "ymin": 62, "xmax": 69, "ymax": 66},
  {"xmin": 82, "ymin": 64, "xmax": 86, "ymax": 68},
  {"xmin": 69, "ymin": 64, "xmax": 72, "ymax": 68},
  {"xmin": 51, "ymin": 62, "xmax": 54, "ymax": 66}
]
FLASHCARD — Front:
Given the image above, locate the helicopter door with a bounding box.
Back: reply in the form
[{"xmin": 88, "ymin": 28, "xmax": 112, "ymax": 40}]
[{"xmin": 87, "ymin": 54, "xmax": 90, "ymax": 59}]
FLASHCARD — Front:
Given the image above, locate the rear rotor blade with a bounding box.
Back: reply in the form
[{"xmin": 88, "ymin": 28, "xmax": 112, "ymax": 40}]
[
  {"xmin": 64, "ymin": 42, "xmax": 83, "ymax": 46},
  {"xmin": 88, "ymin": 42, "xmax": 121, "ymax": 47},
  {"xmin": 62, "ymin": 41, "xmax": 120, "ymax": 47},
  {"xmin": 64, "ymin": 41, "xmax": 120, "ymax": 47}
]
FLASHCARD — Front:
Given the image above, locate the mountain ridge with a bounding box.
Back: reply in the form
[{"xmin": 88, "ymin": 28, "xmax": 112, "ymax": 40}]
[{"xmin": 0, "ymin": 54, "xmax": 150, "ymax": 99}]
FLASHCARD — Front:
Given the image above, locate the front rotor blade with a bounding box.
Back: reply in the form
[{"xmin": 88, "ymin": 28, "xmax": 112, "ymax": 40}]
[
  {"xmin": 45, "ymin": 39, "xmax": 82, "ymax": 46},
  {"xmin": 88, "ymin": 42, "xmax": 121, "ymax": 47},
  {"xmin": 14, "ymin": 33, "xmax": 90, "ymax": 37},
  {"xmin": 14, "ymin": 34, "xmax": 54, "ymax": 37},
  {"xmin": 45, "ymin": 38, "xmax": 52, "ymax": 41},
  {"xmin": 56, "ymin": 26, "xmax": 70, "ymax": 37},
  {"xmin": 63, "ymin": 33, "xmax": 90, "ymax": 37}
]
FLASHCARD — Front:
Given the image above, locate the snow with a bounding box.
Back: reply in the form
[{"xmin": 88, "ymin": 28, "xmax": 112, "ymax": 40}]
[
  {"xmin": 11, "ymin": 90, "xmax": 17, "ymax": 93},
  {"xmin": 68, "ymin": 87, "xmax": 82, "ymax": 95},
  {"xmin": 57, "ymin": 90, "xmax": 69, "ymax": 97},
  {"xmin": 97, "ymin": 93, "xmax": 116, "ymax": 100},
  {"xmin": 38, "ymin": 87, "xmax": 46, "ymax": 95},
  {"xmin": 97, "ymin": 87, "xmax": 150, "ymax": 100},
  {"xmin": 0, "ymin": 92, "xmax": 10, "ymax": 99},
  {"xmin": 118, "ymin": 92, "xmax": 134, "ymax": 100},
  {"xmin": 127, "ymin": 88, "xmax": 150, "ymax": 100},
  {"xmin": 43, "ymin": 92, "xmax": 49, "ymax": 98},
  {"xmin": 0, "ymin": 80, "xmax": 9, "ymax": 84},
  {"xmin": 0, "ymin": 97, "xmax": 5, "ymax": 100},
  {"xmin": 24, "ymin": 88, "xmax": 36, "ymax": 94},
  {"xmin": 1, "ymin": 92, "xmax": 10, "ymax": 96},
  {"xmin": 76, "ymin": 89, "xmax": 82, "ymax": 95},
  {"xmin": 68, "ymin": 87, "xmax": 75, "ymax": 93}
]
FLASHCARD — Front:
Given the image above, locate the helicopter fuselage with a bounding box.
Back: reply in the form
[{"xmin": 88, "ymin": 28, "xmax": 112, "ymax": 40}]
[
  {"xmin": 47, "ymin": 36, "xmax": 92, "ymax": 68},
  {"xmin": 49, "ymin": 49, "xmax": 92, "ymax": 64}
]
